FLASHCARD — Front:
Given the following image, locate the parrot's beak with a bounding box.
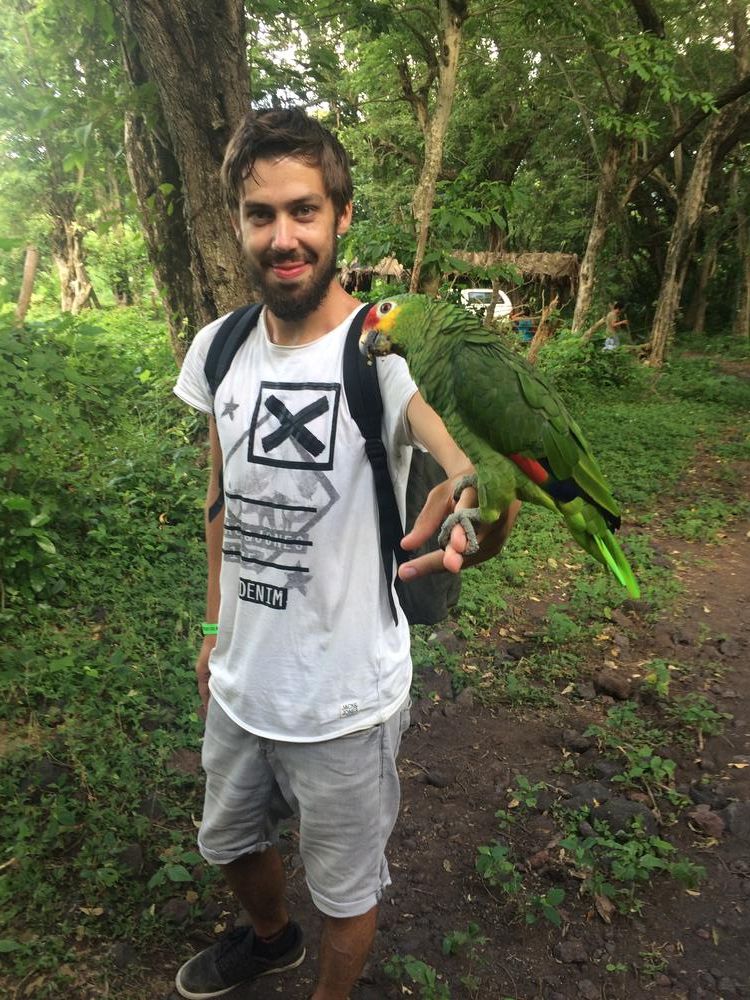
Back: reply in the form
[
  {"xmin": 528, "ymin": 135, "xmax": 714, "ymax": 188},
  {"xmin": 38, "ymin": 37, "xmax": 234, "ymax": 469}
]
[{"xmin": 359, "ymin": 327, "xmax": 393, "ymax": 362}]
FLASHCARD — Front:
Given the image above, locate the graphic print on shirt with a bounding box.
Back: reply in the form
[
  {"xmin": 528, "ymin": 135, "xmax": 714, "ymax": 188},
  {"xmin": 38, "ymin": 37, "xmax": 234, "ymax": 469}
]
[{"xmin": 221, "ymin": 381, "xmax": 342, "ymax": 611}]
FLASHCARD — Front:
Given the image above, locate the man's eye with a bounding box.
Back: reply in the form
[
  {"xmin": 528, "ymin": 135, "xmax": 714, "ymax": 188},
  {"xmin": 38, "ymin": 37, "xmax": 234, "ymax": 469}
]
[{"xmin": 295, "ymin": 205, "xmax": 316, "ymax": 218}]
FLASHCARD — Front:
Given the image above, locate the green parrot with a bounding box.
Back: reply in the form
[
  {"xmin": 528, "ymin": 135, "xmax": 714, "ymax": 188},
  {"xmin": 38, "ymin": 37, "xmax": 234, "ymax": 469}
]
[{"xmin": 359, "ymin": 294, "xmax": 640, "ymax": 598}]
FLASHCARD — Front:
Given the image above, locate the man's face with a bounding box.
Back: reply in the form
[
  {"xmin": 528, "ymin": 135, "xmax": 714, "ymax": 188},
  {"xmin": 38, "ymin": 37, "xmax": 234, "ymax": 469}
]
[{"xmin": 233, "ymin": 156, "xmax": 352, "ymax": 322}]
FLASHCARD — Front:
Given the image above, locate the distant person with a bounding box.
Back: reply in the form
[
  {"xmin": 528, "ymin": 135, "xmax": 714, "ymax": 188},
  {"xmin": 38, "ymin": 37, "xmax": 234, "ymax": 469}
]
[
  {"xmin": 510, "ymin": 305, "xmax": 536, "ymax": 343},
  {"xmin": 603, "ymin": 300, "xmax": 630, "ymax": 351}
]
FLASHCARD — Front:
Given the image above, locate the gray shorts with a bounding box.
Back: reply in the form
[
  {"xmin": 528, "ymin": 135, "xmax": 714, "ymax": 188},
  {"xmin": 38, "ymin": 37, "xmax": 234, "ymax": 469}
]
[{"xmin": 198, "ymin": 697, "xmax": 411, "ymax": 918}]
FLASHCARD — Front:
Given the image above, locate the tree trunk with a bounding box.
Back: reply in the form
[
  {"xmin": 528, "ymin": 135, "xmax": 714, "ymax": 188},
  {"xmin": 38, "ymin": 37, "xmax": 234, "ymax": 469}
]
[
  {"xmin": 50, "ymin": 217, "xmax": 96, "ymax": 313},
  {"xmin": 731, "ymin": 6, "xmax": 750, "ymax": 339},
  {"xmin": 646, "ymin": 101, "xmax": 750, "ymax": 365},
  {"xmin": 732, "ymin": 165, "xmax": 750, "ymax": 339},
  {"xmin": 571, "ymin": 0, "xmax": 665, "ymax": 331},
  {"xmin": 527, "ymin": 296, "xmax": 559, "ymax": 365},
  {"xmin": 117, "ymin": 0, "xmax": 250, "ymax": 344},
  {"xmin": 407, "ymin": 0, "xmax": 467, "ymax": 293},
  {"xmin": 571, "ymin": 144, "xmax": 622, "ymax": 331},
  {"xmin": 14, "ymin": 246, "xmax": 39, "ymax": 325},
  {"xmin": 123, "ymin": 102, "xmax": 198, "ymax": 360},
  {"xmin": 684, "ymin": 235, "xmax": 718, "ymax": 334}
]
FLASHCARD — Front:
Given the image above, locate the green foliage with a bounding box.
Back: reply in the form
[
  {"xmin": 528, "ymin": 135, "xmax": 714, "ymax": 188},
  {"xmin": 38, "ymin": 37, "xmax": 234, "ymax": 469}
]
[
  {"xmin": 664, "ymin": 497, "xmax": 750, "ymax": 541},
  {"xmin": 610, "ymin": 746, "xmax": 677, "ymax": 794},
  {"xmin": 0, "ymin": 308, "xmax": 208, "ymax": 994},
  {"xmin": 86, "ymin": 224, "xmax": 152, "ymax": 304},
  {"xmin": 475, "ymin": 842, "xmax": 522, "ymax": 893},
  {"xmin": 660, "ymin": 355, "xmax": 750, "ymax": 412},
  {"xmin": 585, "ymin": 702, "xmax": 666, "ymax": 754},
  {"xmin": 509, "ymin": 774, "xmax": 546, "ymax": 810},
  {"xmin": 541, "ymin": 606, "xmax": 584, "ymax": 646},
  {"xmin": 525, "ymin": 887, "xmax": 565, "ymax": 927},
  {"xmin": 642, "ymin": 658, "xmax": 673, "ymax": 698},
  {"xmin": 560, "ymin": 819, "xmax": 705, "ymax": 912},
  {"xmin": 384, "ymin": 954, "xmax": 452, "ymax": 999},
  {"xmin": 442, "ymin": 922, "xmax": 487, "ymax": 957},
  {"xmin": 665, "ymin": 693, "xmax": 728, "ymax": 745},
  {"xmin": 535, "ymin": 333, "xmax": 652, "ymax": 395}
]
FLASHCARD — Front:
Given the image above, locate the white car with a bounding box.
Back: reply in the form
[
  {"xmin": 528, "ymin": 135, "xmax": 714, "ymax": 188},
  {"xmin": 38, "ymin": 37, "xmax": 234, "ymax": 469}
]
[{"xmin": 460, "ymin": 287, "xmax": 513, "ymax": 321}]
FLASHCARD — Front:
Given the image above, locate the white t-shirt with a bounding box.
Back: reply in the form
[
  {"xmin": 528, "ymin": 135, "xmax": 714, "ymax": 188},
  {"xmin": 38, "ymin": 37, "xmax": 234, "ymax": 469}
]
[{"xmin": 174, "ymin": 306, "xmax": 419, "ymax": 742}]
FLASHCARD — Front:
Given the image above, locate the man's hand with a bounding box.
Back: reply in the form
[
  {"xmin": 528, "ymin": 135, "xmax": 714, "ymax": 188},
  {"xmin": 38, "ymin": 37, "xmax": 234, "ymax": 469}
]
[
  {"xmin": 399, "ymin": 474, "xmax": 521, "ymax": 579},
  {"xmin": 196, "ymin": 636, "xmax": 217, "ymax": 715}
]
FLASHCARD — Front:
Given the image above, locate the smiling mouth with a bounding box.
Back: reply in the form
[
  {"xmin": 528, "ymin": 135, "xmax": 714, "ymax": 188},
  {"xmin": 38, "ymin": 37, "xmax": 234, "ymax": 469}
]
[{"xmin": 271, "ymin": 261, "xmax": 310, "ymax": 280}]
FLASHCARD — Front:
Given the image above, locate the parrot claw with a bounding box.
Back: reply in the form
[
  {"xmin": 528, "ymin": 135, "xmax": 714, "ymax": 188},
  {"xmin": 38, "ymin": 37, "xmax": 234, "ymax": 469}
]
[
  {"xmin": 451, "ymin": 473, "xmax": 478, "ymax": 502},
  {"xmin": 438, "ymin": 508, "xmax": 481, "ymax": 555},
  {"xmin": 437, "ymin": 473, "xmax": 480, "ymax": 554}
]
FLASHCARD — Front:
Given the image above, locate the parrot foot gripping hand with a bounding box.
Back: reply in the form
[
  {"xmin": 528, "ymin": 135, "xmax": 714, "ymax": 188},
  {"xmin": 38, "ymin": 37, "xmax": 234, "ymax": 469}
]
[{"xmin": 437, "ymin": 474, "xmax": 481, "ymax": 555}]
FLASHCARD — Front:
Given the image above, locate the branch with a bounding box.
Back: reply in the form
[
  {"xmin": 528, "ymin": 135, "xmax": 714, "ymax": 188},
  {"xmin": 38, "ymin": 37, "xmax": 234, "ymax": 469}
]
[
  {"xmin": 628, "ymin": 0, "xmax": 665, "ymax": 37},
  {"xmin": 552, "ymin": 53, "xmax": 602, "ymax": 168},
  {"xmin": 621, "ymin": 72, "xmax": 750, "ymax": 205}
]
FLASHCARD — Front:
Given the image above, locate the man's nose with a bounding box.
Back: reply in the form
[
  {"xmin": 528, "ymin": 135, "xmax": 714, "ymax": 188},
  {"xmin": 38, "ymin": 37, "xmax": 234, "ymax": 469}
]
[{"xmin": 271, "ymin": 215, "xmax": 298, "ymax": 252}]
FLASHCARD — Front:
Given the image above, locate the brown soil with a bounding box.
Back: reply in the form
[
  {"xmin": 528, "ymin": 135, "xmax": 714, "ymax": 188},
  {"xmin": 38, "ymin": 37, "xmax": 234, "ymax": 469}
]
[{"xmin": 145, "ymin": 460, "xmax": 749, "ymax": 1000}]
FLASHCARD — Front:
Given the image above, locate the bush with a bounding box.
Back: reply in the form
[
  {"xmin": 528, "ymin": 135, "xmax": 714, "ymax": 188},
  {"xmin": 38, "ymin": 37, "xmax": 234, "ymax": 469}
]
[{"xmin": 535, "ymin": 331, "xmax": 653, "ymax": 398}]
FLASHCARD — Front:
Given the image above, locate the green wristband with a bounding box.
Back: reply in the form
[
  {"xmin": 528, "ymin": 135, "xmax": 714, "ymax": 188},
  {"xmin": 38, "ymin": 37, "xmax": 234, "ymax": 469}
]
[{"xmin": 201, "ymin": 623, "xmax": 219, "ymax": 636}]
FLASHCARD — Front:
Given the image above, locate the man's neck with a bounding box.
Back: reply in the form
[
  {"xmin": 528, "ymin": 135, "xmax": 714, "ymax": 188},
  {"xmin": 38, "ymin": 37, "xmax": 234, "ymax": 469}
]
[{"xmin": 265, "ymin": 283, "xmax": 360, "ymax": 347}]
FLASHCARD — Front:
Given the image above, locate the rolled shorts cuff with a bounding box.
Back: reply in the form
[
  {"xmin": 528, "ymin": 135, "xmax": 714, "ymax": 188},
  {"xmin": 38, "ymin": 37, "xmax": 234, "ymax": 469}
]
[
  {"xmin": 308, "ymin": 871, "xmax": 392, "ymax": 918},
  {"xmin": 197, "ymin": 837, "xmax": 276, "ymax": 867}
]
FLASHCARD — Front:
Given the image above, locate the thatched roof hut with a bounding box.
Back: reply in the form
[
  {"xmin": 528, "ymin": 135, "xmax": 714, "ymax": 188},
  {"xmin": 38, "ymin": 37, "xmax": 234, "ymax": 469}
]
[
  {"xmin": 339, "ymin": 256, "xmax": 405, "ymax": 293},
  {"xmin": 450, "ymin": 251, "xmax": 580, "ymax": 301}
]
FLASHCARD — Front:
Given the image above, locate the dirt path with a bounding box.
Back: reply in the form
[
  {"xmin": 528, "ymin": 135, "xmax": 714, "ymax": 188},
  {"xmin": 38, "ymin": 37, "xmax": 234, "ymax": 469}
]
[{"xmin": 147, "ymin": 488, "xmax": 750, "ymax": 1000}]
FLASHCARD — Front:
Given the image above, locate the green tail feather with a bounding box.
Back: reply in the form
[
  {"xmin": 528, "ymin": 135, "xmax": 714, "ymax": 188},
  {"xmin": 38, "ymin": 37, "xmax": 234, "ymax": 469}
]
[{"xmin": 592, "ymin": 533, "xmax": 641, "ymax": 598}]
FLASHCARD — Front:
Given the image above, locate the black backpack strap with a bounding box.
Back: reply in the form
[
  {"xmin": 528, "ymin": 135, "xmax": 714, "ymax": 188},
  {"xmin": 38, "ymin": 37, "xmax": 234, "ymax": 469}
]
[
  {"xmin": 204, "ymin": 303, "xmax": 263, "ymax": 522},
  {"xmin": 343, "ymin": 303, "xmax": 407, "ymax": 626},
  {"xmin": 204, "ymin": 303, "xmax": 264, "ymax": 397}
]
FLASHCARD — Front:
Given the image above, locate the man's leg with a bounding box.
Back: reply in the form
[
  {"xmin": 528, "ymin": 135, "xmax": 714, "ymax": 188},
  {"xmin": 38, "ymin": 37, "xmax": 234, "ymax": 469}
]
[
  {"xmin": 175, "ymin": 703, "xmax": 305, "ymax": 999},
  {"xmin": 313, "ymin": 906, "xmax": 378, "ymax": 1000},
  {"xmin": 222, "ymin": 846, "xmax": 289, "ymax": 937}
]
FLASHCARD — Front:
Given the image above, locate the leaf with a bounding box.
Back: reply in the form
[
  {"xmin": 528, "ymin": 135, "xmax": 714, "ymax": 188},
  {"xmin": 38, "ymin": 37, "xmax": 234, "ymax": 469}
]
[
  {"xmin": 0, "ymin": 939, "xmax": 21, "ymax": 953},
  {"xmin": 595, "ymin": 893, "xmax": 616, "ymax": 924},
  {"xmin": 165, "ymin": 863, "xmax": 192, "ymax": 883}
]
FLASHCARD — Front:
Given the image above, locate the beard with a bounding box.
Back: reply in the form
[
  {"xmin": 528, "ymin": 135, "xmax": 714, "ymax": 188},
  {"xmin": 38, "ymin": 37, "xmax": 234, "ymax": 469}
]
[{"xmin": 242, "ymin": 233, "xmax": 339, "ymax": 322}]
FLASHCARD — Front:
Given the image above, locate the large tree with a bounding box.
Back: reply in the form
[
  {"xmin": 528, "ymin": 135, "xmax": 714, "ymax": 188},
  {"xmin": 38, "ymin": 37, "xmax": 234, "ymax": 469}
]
[
  {"xmin": 0, "ymin": 0, "xmax": 125, "ymax": 312},
  {"xmin": 116, "ymin": 0, "xmax": 251, "ymax": 355},
  {"xmin": 570, "ymin": 0, "xmax": 666, "ymax": 332},
  {"xmin": 646, "ymin": 2, "xmax": 750, "ymax": 363}
]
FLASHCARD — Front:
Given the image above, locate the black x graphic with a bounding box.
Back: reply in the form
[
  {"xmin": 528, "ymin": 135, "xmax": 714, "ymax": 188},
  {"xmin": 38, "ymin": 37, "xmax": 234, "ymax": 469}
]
[{"xmin": 262, "ymin": 395, "xmax": 329, "ymax": 456}]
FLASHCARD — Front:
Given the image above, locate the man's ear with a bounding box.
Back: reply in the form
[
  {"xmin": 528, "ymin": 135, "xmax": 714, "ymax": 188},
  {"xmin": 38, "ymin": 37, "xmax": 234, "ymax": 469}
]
[{"xmin": 336, "ymin": 202, "xmax": 353, "ymax": 236}]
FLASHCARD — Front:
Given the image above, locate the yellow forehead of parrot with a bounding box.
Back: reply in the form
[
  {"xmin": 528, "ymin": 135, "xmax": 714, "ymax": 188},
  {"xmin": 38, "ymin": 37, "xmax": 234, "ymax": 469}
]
[{"xmin": 372, "ymin": 299, "xmax": 402, "ymax": 332}]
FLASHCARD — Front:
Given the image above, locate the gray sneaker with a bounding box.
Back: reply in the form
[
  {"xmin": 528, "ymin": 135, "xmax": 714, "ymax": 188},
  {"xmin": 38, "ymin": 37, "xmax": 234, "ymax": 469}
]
[{"xmin": 175, "ymin": 922, "xmax": 305, "ymax": 999}]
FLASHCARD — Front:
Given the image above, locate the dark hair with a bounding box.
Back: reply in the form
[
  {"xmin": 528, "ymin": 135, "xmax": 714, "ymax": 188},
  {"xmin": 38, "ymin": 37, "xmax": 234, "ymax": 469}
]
[{"xmin": 221, "ymin": 108, "xmax": 353, "ymax": 219}]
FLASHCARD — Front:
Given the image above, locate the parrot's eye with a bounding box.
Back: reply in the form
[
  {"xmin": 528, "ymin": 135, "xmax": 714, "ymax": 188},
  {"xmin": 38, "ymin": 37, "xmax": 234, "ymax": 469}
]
[{"xmin": 378, "ymin": 301, "xmax": 393, "ymax": 315}]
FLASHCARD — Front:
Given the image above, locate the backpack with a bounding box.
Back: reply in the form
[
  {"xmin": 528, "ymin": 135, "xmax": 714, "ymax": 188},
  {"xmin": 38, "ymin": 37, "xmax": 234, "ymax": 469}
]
[{"xmin": 203, "ymin": 302, "xmax": 460, "ymax": 627}]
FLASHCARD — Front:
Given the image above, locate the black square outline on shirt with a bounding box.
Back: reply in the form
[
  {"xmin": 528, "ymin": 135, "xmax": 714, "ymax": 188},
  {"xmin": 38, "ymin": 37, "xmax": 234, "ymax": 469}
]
[{"xmin": 248, "ymin": 381, "xmax": 341, "ymax": 470}]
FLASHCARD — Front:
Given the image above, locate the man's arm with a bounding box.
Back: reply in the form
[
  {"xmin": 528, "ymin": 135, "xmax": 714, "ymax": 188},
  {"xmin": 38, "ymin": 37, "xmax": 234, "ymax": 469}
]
[
  {"xmin": 402, "ymin": 391, "xmax": 521, "ymax": 577},
  {"xmin": 196, "ymin": 416, "xmax": 224, "ymax": 711}
]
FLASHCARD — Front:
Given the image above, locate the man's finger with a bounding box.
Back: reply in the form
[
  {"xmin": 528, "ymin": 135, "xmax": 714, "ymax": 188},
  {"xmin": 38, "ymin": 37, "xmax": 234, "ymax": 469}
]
[
  {"xmin": 399, "ymin": 547, "xmax": 461, "ymax": 579},
  {"xmin": 400, "ymin": 480, "xmax": 454, "ymax": 551}
]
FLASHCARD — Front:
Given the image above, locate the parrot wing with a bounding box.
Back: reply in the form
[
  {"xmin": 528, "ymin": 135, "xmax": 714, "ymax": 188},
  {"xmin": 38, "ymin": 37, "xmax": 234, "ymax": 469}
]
[{"xmin": 452, "ymin": 334, "xmax": 622, "ymax": 526}]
